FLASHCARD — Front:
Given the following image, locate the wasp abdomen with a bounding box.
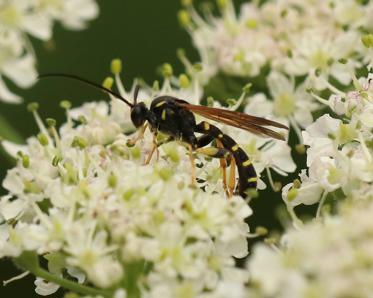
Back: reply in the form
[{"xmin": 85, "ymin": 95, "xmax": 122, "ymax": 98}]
[{"xmin": 195, "ymin": 121, "xmax": 257, "ymax": 197}]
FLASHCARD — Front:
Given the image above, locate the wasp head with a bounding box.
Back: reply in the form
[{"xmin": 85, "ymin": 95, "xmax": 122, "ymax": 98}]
[{"xmin": 130, "ymin": 102, "xmax": 148, "ymax": 127}]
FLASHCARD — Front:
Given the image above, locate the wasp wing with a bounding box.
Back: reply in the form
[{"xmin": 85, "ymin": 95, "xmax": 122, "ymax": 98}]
[{"xmin": 176, "ymin": 101, "xmax": 288, "ymax": 141}]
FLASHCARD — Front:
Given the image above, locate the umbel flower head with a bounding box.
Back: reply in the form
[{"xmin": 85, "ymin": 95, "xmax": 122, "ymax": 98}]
[
  {"xmin": 183, "ymin": 0, "xmax": 371, "ymax": 87},
  {"xmin": 180, "ymin": 0, "xmax": 373, "ymax": 146},
  {"xmin": 282, "ymin": 72, "xmax": 373, "ymax": 222},
  {"xmin": 0, "ymin": 0, "xmax": 99, "ymax": 103},
  {"xmin": 247, "ymin": 198, "xmax": 373, "ymax": 298},
  {"xmin": 0, "ymin": 65, "xmax": 253, "ymax": 297}
]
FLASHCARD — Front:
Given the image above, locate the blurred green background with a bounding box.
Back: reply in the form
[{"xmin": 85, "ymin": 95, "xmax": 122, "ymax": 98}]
[{"xmin": 0, "ymin": 1, "xmax": 292, "ymax": 297}]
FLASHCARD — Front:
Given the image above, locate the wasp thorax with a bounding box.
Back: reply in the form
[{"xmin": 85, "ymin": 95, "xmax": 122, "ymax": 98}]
[{"xmin": 131, "ymin": 102, "xmax": 148, "ymax": 127}]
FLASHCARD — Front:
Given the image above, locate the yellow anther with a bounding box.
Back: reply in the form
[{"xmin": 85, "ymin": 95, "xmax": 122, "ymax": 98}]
[
  {"xmin": 178, "ymin": 10, "xmax": 191, "ymax": 27},
  {"xmin": 203, "ymin": 122, "xmax": 210, "ymax": 131},
  {"xmin": 103, "ymin": 77, "xmax": 114, "ymax": 90},
  {"xmin": 111, "ymin": 58, "xmax": 122, "ymax": 74},
  {"xmin": 161, "ymin": 63, "xmax": 173, "ymax": 78},
  {"xmin": 179, "ymin": 74, "xmax": 190, "ymax": 88}
]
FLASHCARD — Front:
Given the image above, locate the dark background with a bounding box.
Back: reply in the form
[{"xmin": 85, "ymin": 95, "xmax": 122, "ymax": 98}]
[{"xmin": 0, "ymin": 1, "xmax": 289, "ymax": 297}]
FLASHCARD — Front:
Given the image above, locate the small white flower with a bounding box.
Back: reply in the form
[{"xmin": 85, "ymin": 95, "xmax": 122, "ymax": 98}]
[
  {"xmin": 34, "ymin": 278, "xmax": 60, "ymax": 296},
  {"xmin": 266, "ymin": 71, "xmax": 317, "ymax": 128},
  {"xmin": 282, "ymin": 170, "xmax": 323, "ymax": 207},
  {"xmin": 302, "ymin": 114, "xmax": 341, "ymax": 166},
  {"xmin": 0, "ymin": 195, "xmax": 26, "ymax": 221},
  {"xmin": 284, "ymin": 28, "xmax": 359, "ymax": 89}
]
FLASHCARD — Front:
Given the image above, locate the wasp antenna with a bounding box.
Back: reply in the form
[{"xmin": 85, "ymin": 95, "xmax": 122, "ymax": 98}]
[
  {"xmin": 38, "ymin": 73, "xmax": 134, "ymax": 108},
  {"xmin": 133, "ymin": 84, "xmax": 140, "ymax": 105}
]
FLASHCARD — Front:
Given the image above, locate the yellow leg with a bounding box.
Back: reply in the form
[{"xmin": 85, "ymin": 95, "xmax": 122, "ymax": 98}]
[
  {"xmin": 144, "ymin": 133, "xmax": 157, "ymax": 165},
  {"xmin": 228, "ymin": 157, "xmax": 236, "ymax": 198},
  {"xmin": 155, "ymin": 143, "xmax": 160, "ymax": 161},
  {"xmin": 127, "ymin": 124, "xmax": 148, "ymax": 146},
  {"xmin": 188, "ymin": 144, "xmax": 196, "ymax": 185},
  {"xmin": 216, "ymin": 140, "xmax": 230, "ymax": 197}
]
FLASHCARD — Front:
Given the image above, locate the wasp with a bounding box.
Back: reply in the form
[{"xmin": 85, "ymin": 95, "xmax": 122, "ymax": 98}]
[{"xmin": 39, "ymin": 74, "xmax": 288, "ymax": 198}]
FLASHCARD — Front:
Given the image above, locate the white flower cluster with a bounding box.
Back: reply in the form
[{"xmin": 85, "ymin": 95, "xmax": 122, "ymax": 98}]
[
  {"xmin": 247, "ymin": 198, "xmax": 373, "ymax": 298},
  {"xmin": 183, "ymin": 0, "xmax": 372, "ymax": 88},
  {"xmin": 282, "ymin": 73, "xmax": 373, "ymax": 221},
  {"xmin": 181, "ymin": 0, "xmax": 373, "ymax": 141},
  {"xmin": 0, "ymin": 69, "xmax": 253, "ymax": 297},
  {"xmin": 0, "ymin": 0, "xmax": 99, "ymax": 103}
]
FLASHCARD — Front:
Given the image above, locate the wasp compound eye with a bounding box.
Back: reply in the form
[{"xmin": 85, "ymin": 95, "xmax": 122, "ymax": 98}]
[{"xmin": 131, "ymin": 102, "xmax": 148, "ymax": 127}]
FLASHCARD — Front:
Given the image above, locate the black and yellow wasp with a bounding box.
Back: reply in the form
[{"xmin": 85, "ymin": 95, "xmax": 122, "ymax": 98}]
[{"xmin": 39, "ymin": 74, "xmax": 288, "ymax": 198}]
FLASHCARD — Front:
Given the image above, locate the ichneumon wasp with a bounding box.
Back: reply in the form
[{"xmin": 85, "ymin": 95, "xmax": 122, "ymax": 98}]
[{"xmin": 38, "ymin": 73, "xmax": 288, "ymax": 198}]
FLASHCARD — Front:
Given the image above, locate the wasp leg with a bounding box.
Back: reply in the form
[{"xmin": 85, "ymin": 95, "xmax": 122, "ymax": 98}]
[
  {"xmin": 195, "ymin": 124, "xmax": 229, "ymax": 189},
  {"xmin": 144, "ymin": 132, "xmax": 158, "ymax": 165},
  {"xmin": 195, "ymin": 147, "xmax": 230, "ymax": 158},
  {"xmin": 215, "ymin": 139, "xmax": 230, "ymax": 198},
  {"xmin": 127, "ymin": 123, "xmax": 148, "ymax": 146},
  {"xmin": 188, "ymin": 144, "xmax": 196, "ymax": 185},
  {"xmin": 228, "ymin": 157, "xmax": 236, "ymax": 198},
  {"xmin": 196, "ymin": 144, "xmax": 232, "ymax": 197},
  {"xmin": 194, "ymin": 121, "xmax": 257, "ymax": 198}
]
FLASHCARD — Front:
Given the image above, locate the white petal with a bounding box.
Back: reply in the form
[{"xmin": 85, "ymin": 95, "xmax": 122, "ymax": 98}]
[
  {"xmin": 265, "ymin": 142, "xmax": 296, "ymax": 174},
  {"xmin": 1, "ymin": 140, "xmax": 27, "ymax": 158},
  {"xmin": 0, "ymin": 77, "xmax": 22, "ymax": 103},
  {"xmin": 22, "ymin": 14, "xmax": 53, "ymax": 40},
  {"xmin": 244, "ymin": 93, "xmax": 273, "ymax": 117},
  {"xmin": 294, "ymin": 109, "xmax": 314, "ymax": 128},
  {"xmin": 2, "ymin": 54, "xmax": 37, "ymax": 88},
  {"xmin": 267, "ymin": 71, "xmax": 294, "ymax": 98},
  {"xmin": 359, "ymin": 106, "xmax": 373, "ymax": 127},
  {"xmin": 292, "ymin": 182, "xmax": 323, "ymax": 206},
  {"xmin": 0, "ymin": 196, "xmax": 26, "ymax": 220},
  {"xmin": 61, "ymin": 0, "xmax": 99, "ymax": 30},
  {"xmin": 34, "ymin": 278, "xmax": 60, "ymax": 296},
  {"xmin": 304, "ymin": 114, "xmax": 340, "ymax": 140},
  {"xmin": 67, "ymin": 267, "xmax": 86, "ymax": 284}
]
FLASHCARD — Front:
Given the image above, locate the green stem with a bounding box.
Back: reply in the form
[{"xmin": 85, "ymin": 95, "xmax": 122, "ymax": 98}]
[
  {"xmin": 123, "ymin": 262, "xmax": 143, "ymax": 298},
  {"xmin": 286, "ymin": 204, "xmax": 303, "ymax": 230},
  {"xmin": 33, "ymin": 267, "xmax": 112, "ymax": 298},
  {"xmin": 0, "ymin": 113, "xmax": 24, "ymax": 143},
  {"xmin": 15, "ymin": 252, "xmax": 112, "ymax": 298}
]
